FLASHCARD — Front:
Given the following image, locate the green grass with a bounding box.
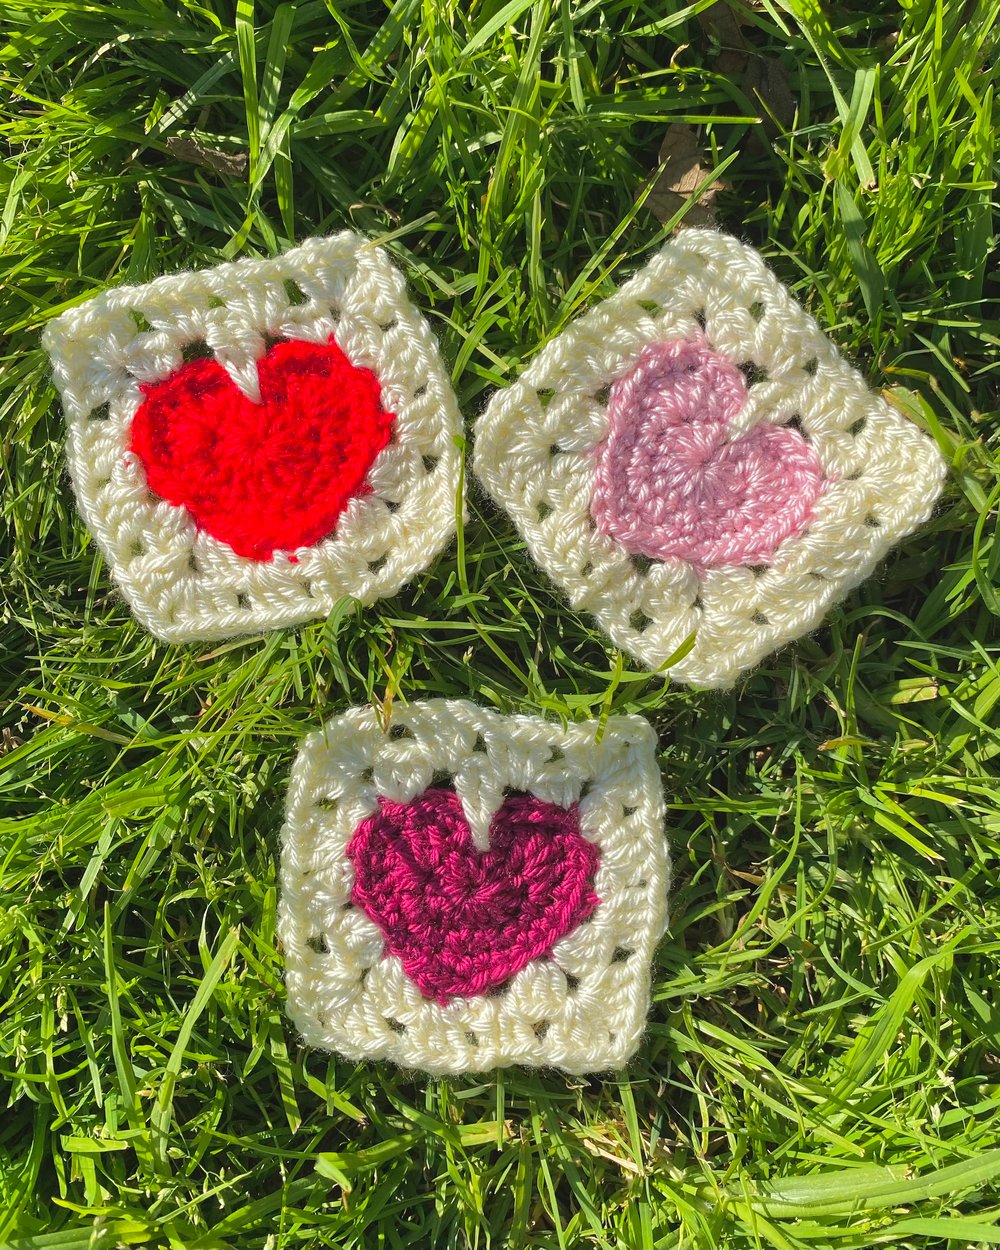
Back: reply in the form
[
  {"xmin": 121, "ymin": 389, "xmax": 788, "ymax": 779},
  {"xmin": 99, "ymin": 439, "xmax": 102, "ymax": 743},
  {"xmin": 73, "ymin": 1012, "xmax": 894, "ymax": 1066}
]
[{"xmin": 2, "ymin": 0, "xmax": 1000, "ymax": 1245}]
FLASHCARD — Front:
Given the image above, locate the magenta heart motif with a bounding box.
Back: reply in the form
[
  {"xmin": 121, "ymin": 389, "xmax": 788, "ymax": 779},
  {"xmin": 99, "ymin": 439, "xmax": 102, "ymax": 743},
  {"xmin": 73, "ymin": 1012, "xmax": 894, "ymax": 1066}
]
[
  {"xmin": 590, "ymin": 337, "xmax": 826, "ymax": 570},
  {"xmin": 347, "ymin": 788, "xmax": 600, "ymax": 1003}
]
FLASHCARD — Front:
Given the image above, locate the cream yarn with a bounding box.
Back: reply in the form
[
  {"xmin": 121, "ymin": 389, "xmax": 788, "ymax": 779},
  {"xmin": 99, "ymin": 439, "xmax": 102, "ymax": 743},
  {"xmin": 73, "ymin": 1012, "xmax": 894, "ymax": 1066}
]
[
  {"xmin": 278, "ymin": 700, "xmax": 669, "ymax": 1075},
  {"xmin": 43, "ymin": 234, "xmax": 463, "ymax": 643},
  {"xmin": 474, "ymin": 229, "xmax": 947, "ymax": 688}
]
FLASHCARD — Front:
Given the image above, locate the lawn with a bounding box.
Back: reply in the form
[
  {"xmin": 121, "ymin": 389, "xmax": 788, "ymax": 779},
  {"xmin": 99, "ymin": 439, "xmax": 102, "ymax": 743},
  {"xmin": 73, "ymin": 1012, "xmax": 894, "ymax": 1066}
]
[{"xmin": 2, "ymin": 0, "xmax": 1000, "ymax": 1246}]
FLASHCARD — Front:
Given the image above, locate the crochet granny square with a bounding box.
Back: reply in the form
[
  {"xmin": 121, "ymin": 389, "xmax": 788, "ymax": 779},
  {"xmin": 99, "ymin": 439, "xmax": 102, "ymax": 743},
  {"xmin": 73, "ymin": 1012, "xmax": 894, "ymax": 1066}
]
[
  {"xmin": 43, "ymin": 235, "xmax": 463, "ymax": 642},
  {"xmin": 279, "ymin": 700, "xmax": 669, "ymax": 1074},
  {"xmin": 474, "ymin": 230, "xmax": 947, "ymax": 687}
]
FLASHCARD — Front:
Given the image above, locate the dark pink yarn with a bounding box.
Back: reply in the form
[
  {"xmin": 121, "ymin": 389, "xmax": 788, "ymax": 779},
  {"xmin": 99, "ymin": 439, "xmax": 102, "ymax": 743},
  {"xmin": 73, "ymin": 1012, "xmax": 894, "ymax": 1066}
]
[{"xmin": 347, "ymin": 789, "xmax": 600, "ymax": 1003}]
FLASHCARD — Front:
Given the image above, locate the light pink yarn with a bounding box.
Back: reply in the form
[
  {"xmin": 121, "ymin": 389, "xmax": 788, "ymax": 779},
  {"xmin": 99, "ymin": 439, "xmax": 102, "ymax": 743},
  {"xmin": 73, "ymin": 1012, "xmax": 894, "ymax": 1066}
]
[{"xmin": 590, "ymin": 338, "xmax": 826, "ymax": 570}]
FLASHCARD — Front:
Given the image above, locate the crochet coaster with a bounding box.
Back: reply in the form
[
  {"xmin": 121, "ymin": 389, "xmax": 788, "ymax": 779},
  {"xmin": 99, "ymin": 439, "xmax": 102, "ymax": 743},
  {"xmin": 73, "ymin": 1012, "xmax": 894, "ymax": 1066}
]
[
  {"xmin": 474, "ymin": 230, "xmax": 947, "ymax": 687},
  {"xmin": 278, "ymin": 700, "xmax": 669, "ymax": 1074},
  {"xmin": 43, "ymin": 235, "xmax": 463, "ymax": 642}
]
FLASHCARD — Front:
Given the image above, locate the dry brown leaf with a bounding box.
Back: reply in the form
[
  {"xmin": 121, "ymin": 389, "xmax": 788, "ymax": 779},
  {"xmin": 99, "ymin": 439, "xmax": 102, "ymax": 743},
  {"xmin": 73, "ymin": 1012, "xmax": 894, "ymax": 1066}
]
[
  {"xmin": 697, "ymin": 2, "xmax": 795, "ymax": 137},
  {"xmin": 165, "ymin": 135, "xmax": 249, "ymax": 178},
  {"xmin": 645, "ymin": 122, "xmax": 726, "ymax": 227}
]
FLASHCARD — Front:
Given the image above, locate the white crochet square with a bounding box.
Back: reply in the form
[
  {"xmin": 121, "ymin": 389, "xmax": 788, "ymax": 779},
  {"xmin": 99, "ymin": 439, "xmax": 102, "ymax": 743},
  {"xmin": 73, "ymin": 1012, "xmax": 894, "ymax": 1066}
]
[
  {"xmin": 43, "ymin": 234, "xmax": 463, "ymax": 643},
  {"xmin": 278, "ymin": 700, "xmax": 669, "ymax": 1075},
  {"xmin": 474, "ymin": 229, "xmax": 947, "ymax": 688}
]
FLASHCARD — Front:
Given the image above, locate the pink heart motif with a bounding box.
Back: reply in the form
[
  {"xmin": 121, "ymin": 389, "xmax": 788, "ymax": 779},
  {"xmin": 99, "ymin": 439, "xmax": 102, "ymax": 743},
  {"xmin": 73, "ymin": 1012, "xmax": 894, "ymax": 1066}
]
[
  {"xmin": 347, "ymin": 789, "xmax": 600, "ymax": 1003},
  {"xmin": 590, "ymin": 337, "xmax": 826, "ymax": 570}
]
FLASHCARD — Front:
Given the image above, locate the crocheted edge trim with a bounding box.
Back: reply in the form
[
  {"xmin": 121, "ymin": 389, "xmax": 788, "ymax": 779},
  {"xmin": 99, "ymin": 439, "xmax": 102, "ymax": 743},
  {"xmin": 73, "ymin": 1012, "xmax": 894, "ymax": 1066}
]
[
  {"xmin": 473, "ymin": 229, "xmax": 947, "ymax": 688},
  {"xmin": 43, "ymin": 234, "xmax": 464, "ymax": 642},
  {"xmin": 278, "ymin": 700, "xmax": 669, "ymax": 1075}
]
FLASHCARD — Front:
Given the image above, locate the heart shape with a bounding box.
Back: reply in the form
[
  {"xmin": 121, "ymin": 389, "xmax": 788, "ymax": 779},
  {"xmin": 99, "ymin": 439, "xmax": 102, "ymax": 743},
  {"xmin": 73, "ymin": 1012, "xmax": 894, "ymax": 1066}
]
[
  {"xmin": 129, "ymin": 337, "xmax": 394, "ymax": 560},
  {"xmin": 590, "ymin": 337, "xmax": 825, "ymax": 570},
  {"xmin": 347, "ymin": 789, "xmax": 600, "ymax": 1003}
]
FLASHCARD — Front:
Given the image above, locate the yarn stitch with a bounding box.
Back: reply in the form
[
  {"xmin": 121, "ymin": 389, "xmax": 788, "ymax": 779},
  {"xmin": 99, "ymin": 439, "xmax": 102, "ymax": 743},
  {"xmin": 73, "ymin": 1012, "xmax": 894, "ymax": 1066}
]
[
  {"xmin": 278, "ymin": 700, "xmax": 669, "ymax": 1074},
  {"xmin": 43, "ymin": 233, "xmax": 463, "ymax": 642},
  {"xmin": 348, "ymin": 789, "xmax": 600, "ymax": 1003},
  {"xmin": 590, "ymin": 337, "xmax": 825, "ymax": 569},
  {"xmin": 130, "ymin": 337, "xmax": 394, "ymax": 560},
  {"xmin": 474, "ymin": 229, "xmax": 947, "ymax": 688}
]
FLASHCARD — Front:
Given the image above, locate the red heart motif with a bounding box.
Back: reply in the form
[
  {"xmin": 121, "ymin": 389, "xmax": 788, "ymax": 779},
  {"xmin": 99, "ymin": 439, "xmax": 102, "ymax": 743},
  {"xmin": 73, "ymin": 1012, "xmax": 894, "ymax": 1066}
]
[
  {"xmin": 347, "ymin": 789, "xmax": 600, "ymax": 1003},
  {"xmin": 591, "ymin": 337, "xmax": 826, "ymax": 570},
  {"xmin": 129, "ymin": 337, "xmax": 394, "ymax": 560}
]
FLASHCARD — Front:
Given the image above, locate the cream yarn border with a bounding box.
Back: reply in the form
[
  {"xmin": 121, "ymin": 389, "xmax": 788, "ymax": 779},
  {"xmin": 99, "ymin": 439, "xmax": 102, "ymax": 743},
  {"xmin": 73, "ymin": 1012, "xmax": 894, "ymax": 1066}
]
[
  {"xmin": 474, "ymin": 229, "xmax": 947, "ymax": 688},
  {"xmin": 278, "ymin": 700, "xmax": 669, "ymax": 1075},
  {"xmin": 43, "ymin": 234, "xmax": 464, "ymax": 643}
]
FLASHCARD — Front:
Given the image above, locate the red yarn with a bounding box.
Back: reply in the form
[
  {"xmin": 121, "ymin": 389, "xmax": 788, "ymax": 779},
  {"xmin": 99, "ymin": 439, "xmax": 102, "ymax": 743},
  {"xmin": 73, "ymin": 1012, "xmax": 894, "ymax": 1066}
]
[
  {"xmin": 129, "ymin": 337, "xmax": 394, "ymax": 560},
  {"xmin": 348, "ymin": 789, "xmax": 600, "ymax": 1003}
]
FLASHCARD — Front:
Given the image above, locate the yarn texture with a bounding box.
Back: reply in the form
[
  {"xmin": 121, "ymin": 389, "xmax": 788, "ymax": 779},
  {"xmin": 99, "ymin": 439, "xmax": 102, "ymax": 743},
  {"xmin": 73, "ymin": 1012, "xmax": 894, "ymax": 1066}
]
[
  {"xmin": 590, "ymin": 337, "xmax": 825, "ymax": 569},
  {"xmin": 474, "ymin": 229, "xmax": 947, "ymax": 688},
  {"xmin": 278, "ymin": 700, "xmax": 669, "ymax": 1075},
  {"xmin": 130, "ymin": 337, "xmax": 394, "ymax": 560},
  {"xmin": 43, "ymin": 233, "xmax": 463, "ymax": 642},
  {"xmin": 348, "ymin": 789, "xmax": 600, "ymax": 1004}
]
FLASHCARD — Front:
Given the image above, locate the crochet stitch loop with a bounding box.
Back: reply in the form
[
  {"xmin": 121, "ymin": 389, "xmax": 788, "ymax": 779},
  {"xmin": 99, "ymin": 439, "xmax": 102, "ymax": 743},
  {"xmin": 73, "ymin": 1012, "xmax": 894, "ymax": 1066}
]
[
  {"xmin": 348, "ymin": 789, "xmax": 600, "ymax": 1004},
  {"xmin": 130, "ymin": 337, "xmax": 394, "ymax": 560},
  {"xmin": 590, "ymin": 337, "xmax": 826, "ymax": 570}
]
